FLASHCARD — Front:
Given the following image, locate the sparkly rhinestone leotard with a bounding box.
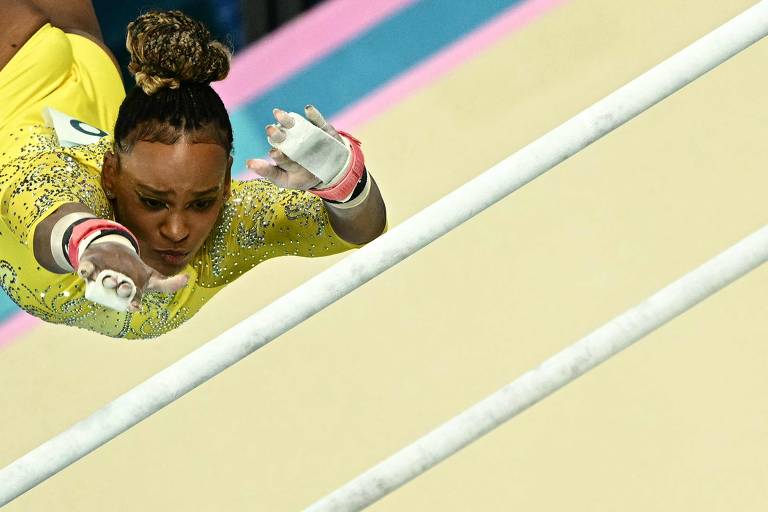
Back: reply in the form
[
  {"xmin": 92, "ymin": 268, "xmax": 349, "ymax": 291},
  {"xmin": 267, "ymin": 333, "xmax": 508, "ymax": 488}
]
[{"xmin": 0, "ymin": 24, "xmax": 358, "ymax": 338}]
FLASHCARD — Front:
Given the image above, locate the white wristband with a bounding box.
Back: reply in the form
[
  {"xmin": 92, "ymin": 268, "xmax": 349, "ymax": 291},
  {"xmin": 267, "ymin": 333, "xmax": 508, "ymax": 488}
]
[
  {"xmin": 325, "ymin": 171, "xmax": 372, "ymax": 210},
  {"xmin": 49, "ymin": 212, "xmax": 97, "ymax": 272}
]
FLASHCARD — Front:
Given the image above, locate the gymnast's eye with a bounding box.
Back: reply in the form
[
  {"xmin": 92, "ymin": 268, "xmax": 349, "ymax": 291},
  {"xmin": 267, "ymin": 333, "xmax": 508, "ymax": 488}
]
[
  {"xmin": 140, "ymin": 197, "xmax": 165, "ymax": 210},
  {"xmin": 191, "ymin": 199, "xmax": 215, "ymax": 211}
]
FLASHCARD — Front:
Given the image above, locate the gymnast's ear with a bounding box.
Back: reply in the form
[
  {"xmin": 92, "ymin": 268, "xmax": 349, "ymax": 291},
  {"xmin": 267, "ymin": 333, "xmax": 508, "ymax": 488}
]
[
  {"xmin": 223, "ymin": 155, "xmax": 232, "ymax": 200},
  {"xmin": 101, "ymin": 151, "xmax": 118, "ymax": 197}
]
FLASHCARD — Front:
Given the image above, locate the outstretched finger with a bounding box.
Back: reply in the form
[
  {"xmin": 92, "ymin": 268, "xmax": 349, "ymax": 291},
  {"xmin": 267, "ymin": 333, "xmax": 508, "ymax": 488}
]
[
  {"xmin": 268, "ymin": 148, "xmax": 308, "ymax": 175},
  {"xmin": 146, "ymin": 271, "xmax": 189, "ymax": 294},
  {"xmin": 117, "ymin": 278, "xmax": 139, "ymax": 311},
  {"xmin": 305, "ymin": 104, "xmax": 341, "ymax": 141},
  {"xmin": 273, "ymin": 108, "xmax": 295, "ymax": 128},
  {"xmin": 77, "ymin": 260, "xmax": 97, "ymax": 281},
  {"xmin": 102, "ymin": 274, "xmax": 118, "ymax": 289},
  {"xmin": 246, "ymin": 158, "xmax": 288, "ymax": 185},
  {"xmin": 116, "ymin": 280, "xmax": 134, "ymax": 298},
  {"xmin": 268, "ymin": 147, "xmax": 290, "ymax": 166},
  {"xmin": 265, "ymin": 124, "xmax": 286, "ymax": 144},
  {"xmin": 127, "ymin": 284, "xmax": 143, "ymax": 313}
]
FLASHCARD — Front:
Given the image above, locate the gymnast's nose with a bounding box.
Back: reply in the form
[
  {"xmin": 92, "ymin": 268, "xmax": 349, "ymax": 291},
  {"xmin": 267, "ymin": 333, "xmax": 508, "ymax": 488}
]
[{"xmin": 160, "ymin": 212, "xmax": 189, "ymax": 243}]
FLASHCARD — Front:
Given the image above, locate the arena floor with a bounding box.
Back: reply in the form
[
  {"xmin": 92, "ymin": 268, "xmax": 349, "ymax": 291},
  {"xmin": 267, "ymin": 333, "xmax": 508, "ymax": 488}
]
[{"xmin": 2, "ymin": 0, "xmax": 767, "ymax": 510}]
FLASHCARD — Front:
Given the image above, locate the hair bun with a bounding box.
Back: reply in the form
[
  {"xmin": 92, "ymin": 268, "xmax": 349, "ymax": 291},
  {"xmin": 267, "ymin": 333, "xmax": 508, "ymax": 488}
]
[{"xmin": 126, "ymin": 10, "xmax": 232, "ymax": 95}]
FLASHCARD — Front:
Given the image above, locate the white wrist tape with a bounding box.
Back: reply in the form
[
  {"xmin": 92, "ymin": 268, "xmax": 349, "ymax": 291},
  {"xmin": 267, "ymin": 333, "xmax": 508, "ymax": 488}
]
[
  {"xmin": 85, "ymin": 269, "xmax": 137, "ymax": 312},
  {"xmin": 50, "ymin": 212, "xmax": 97, "ymax": 272},
  {"xmin": 270, "ymin": 112, "xmax": 351, "ymax": 187},
  {"xmin": 82, "ymin": 234, "xmax": 138, "ymax": 312}
]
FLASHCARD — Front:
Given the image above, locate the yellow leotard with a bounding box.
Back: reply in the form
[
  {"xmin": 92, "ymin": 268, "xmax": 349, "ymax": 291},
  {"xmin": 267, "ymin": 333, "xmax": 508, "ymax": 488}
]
[{"xmin": 0, "ymin": 24, "xmax": 358, "ymax": 339}]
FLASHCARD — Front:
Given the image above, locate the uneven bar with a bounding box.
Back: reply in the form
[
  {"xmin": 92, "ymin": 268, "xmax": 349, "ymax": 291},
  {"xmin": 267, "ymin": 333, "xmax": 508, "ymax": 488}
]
[
  {"xmin": 304, "ymin": 224, "xmax": 768, "ymax": 511},
  {"xmin": 2, "ymin": 0, "xmax": 768, "ymax": 507}
]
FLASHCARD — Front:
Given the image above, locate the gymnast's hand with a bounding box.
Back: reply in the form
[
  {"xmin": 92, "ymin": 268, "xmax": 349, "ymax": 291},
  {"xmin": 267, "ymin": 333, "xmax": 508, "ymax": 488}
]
[
  {"xmin": 246, "ymin": 105, "xmax": 344, "ymax": 190},
  {"xmin": 77, "ymin": 242, "xmax": 188, "ymax": 312}
]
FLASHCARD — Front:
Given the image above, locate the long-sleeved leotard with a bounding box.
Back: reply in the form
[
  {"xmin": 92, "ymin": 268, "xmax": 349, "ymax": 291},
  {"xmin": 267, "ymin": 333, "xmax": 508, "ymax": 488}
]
[{"xmin": 0, "ymin": 24, "xmax": 357, "ymax": 339}]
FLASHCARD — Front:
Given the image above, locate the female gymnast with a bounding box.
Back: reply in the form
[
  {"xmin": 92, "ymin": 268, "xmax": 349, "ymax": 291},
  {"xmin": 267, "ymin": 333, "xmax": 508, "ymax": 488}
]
[{"xmin": 0, "ymin": 2, "xmax": 387, "ymax": 338}]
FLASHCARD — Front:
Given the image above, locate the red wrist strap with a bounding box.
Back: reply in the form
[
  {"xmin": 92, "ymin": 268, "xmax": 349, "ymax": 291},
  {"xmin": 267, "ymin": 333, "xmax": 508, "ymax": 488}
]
[
  {"xmin": 310, "ymin": 131, "xmax": 365, "ymax": 202},
  {"xmin": 67, "ymin": 219, "xmax": 139, "ymax": 270}
]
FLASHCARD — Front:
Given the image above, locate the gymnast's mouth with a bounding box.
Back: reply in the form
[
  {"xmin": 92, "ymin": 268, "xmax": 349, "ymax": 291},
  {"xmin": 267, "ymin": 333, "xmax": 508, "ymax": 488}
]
[{"xmin": 155, "ymin": 250, "xmax": 190, "ymax": 266}]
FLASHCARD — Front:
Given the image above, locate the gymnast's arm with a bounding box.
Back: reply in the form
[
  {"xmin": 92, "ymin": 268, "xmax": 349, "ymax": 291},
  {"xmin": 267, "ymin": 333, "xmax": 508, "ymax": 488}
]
[
  {"xmin": 33, "ymin": 202, "xmax": 93, "ymax": 273},
  {"xmin": 247, "ymin": 105, "xmax": 387, "ymax": 246},
  {"xmin": 0, "ymin": 0, "xmax": 119, "ymax": 72},
  {"xmin": 324, "ymin": 173, "xmax": 386, "ymax": 245},
  {"xmin": 32, "ymin": 202, "xmax": 187, "ymax": 311}
]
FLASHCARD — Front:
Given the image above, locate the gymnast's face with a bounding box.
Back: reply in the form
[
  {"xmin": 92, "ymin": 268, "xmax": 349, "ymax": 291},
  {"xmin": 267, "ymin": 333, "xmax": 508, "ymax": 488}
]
[{"xmin": 102, "ymin": 141, "xmax": 232, "ymax": 276}]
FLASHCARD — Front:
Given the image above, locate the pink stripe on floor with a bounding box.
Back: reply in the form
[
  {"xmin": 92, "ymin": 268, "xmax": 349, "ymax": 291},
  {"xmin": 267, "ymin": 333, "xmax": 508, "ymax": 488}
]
[
  {"xmin": 331, "ymin": 0, "xmax": 568, "ymax": 130},
  {"xmin": 0, "ymin": 312, "xmax": 39, "ymax": 349},
  {"xmin": 214, "ymin": 0, "xmax": 417, "ymax": 109}
]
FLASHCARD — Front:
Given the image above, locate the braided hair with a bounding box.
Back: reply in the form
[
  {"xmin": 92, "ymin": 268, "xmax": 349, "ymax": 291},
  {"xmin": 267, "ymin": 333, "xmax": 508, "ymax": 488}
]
[{"xmin": 113, "ymin": 10, "xmax": 233, "ymax": 154}]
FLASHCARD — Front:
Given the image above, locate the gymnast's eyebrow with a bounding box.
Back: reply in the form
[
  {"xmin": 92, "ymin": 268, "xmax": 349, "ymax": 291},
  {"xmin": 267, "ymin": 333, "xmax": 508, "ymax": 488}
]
[{"xmin": 136, "ymin": 184, "xmax": 220, "ymax": 197}]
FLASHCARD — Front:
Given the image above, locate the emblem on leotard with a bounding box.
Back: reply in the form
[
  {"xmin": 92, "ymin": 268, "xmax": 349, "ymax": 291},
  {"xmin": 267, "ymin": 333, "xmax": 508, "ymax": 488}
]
[{"xmin": 42, "ymin": 107, "xmax": 109, "ymax": 147}]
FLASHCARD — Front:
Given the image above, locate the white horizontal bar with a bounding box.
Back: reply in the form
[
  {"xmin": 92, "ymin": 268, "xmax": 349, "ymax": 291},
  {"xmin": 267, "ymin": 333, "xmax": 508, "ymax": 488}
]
[
  {"xmin": 304, "ymin": 224, "xmax": 768, "ymax": 511},
  {"xmin": 2, "ymin": 0, "xmax": 768, "ymax": 507}
]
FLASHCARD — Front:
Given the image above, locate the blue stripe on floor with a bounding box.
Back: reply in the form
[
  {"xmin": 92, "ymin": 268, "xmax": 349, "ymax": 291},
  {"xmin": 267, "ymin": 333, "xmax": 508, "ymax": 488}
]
[{"xmin": 229, "ymin": 0, "xmax": 524, "ymax": 173}]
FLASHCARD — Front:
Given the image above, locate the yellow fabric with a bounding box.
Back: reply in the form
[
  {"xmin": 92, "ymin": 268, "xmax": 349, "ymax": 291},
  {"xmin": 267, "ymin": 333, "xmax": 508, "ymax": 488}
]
[
  {"xmin": 0, "ymin": 24, "xmax": 358, "ymax": 339},
  {"xmin": 0, "ymin": 24, "xmax": 124, "ymax": 156}
]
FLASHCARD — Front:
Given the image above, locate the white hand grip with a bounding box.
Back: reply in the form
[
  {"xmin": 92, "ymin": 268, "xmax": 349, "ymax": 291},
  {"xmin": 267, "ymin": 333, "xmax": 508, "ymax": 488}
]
[
  {"xmin": 85, "ymin": 270, "xmax": 137, "ymax": 312},
  {"xmin": 271, "ymin": 112, "xmax": 350, "ymax": 186}
]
